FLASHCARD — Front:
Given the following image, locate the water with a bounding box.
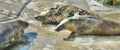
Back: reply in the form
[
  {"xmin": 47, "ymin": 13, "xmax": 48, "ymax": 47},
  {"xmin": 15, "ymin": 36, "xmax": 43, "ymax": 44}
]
[{"xmin": 0, "ymin": 0, "xmax": 120, "ymax": 50}]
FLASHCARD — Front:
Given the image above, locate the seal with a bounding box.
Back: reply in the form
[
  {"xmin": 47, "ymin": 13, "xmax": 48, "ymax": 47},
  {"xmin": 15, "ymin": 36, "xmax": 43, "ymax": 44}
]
[
  {"xmin": 55, "ymin": 15, "xmax": 120, "ymax": 41},
  {"xmin": 0, "ymin": 20, "xmax": 29, "ymax": 49},
  {"xmin": 35, "ymin": 4, "xmax": 99, "ymax": 24}
]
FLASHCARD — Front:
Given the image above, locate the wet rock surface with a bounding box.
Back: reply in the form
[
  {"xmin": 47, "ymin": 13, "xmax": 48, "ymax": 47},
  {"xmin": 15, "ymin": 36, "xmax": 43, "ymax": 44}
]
[{"xmin": 0, "ymin": 0, "xmax": 120, "ymax": 50}]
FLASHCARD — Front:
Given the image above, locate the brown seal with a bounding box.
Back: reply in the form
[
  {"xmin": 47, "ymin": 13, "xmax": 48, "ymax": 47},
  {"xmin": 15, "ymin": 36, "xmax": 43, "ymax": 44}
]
[
  {"xmin": 55, "ymin": 15, "xmax": 120, "ymax": 41},
  {"xmin": 35, "ymin": 4, "xmax": 99, "ymax": 24}
]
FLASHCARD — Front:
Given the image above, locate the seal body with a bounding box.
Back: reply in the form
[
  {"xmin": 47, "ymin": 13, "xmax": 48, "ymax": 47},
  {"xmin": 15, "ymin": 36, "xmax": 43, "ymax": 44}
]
[
  {"xmin": 55, "ymin": 15, "xmax": 120, "ymax": 40},
  {"xmin": 0, "ymin": 20, "xmax": 29, "ymax": 49},
  {"xmin": 35, "ymin": 4, "xmax": 99, "ymax": 24}
]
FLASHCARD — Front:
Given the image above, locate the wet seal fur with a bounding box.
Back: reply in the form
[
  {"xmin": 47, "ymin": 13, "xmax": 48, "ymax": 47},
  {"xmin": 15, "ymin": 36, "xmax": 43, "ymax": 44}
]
[
  {"xmin": 35, "ymin": 4, "xmax": 99, "ymax": 24},
  {"xmin": 55, "ymin": 15, "xmax": 120, "ymax": 41},
  {"xmin": 0, "ymin": 20, "xmax": 29, "ymax": 49}
]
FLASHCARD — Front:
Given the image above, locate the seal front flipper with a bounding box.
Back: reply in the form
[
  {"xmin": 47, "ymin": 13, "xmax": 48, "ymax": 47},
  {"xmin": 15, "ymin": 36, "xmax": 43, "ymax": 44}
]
[
  {"xmin": 63, "ymin": 32, "xmax": 85, "ymax": 41},
  {"xmin": 63, "ymin": 32, "xmax": 75, "ymax": 41},
  {"xmin": 63, "ymin": 32, "xmax": 84, "ymax": 41}
]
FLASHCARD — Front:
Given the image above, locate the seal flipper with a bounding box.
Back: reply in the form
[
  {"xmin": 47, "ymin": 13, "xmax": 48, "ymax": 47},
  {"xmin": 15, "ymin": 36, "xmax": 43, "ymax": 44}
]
[
  {"xmin": 63, "ymin": 32, "xmax": 77, "ymax": 41},
  {"xmin": 64, "ymin": 32, "xmax": 86, "ymax": 41}
]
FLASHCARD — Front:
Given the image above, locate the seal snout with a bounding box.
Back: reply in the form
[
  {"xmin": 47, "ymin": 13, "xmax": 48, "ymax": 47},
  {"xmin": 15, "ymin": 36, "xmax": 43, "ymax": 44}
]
[
  {"xmin": 18, "ymin": 20, "xmax": 29, "ymax": 29},
  {"xmin": 35, "ymin": 16, "xmax": 45, "ymax": 21}
]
